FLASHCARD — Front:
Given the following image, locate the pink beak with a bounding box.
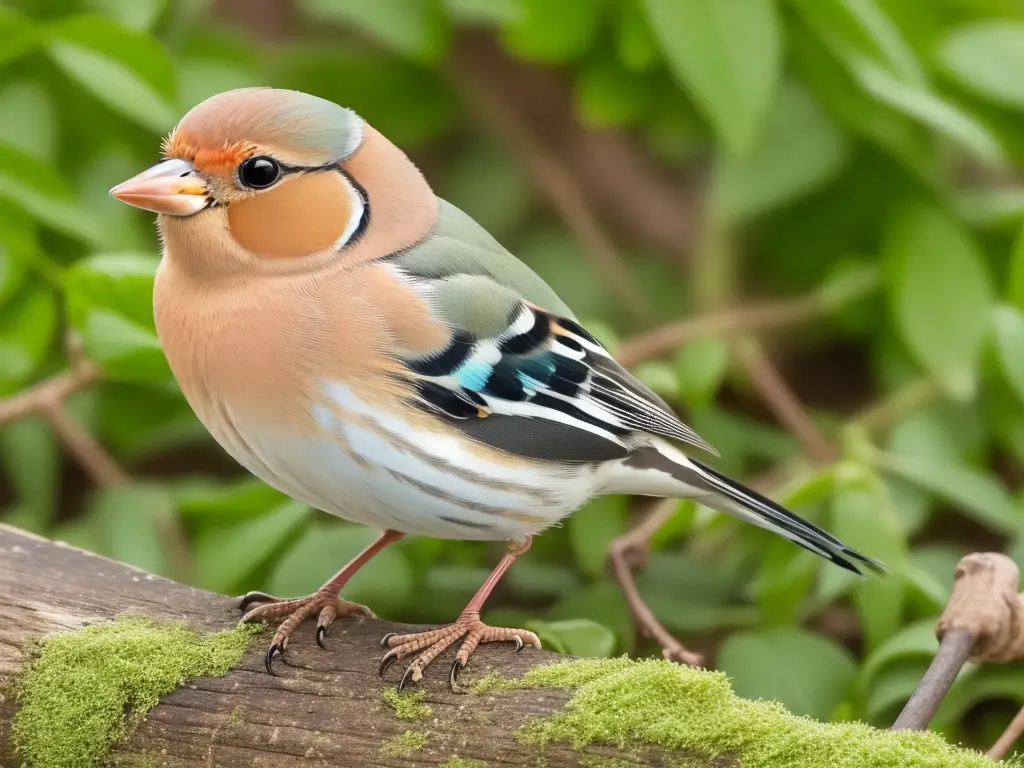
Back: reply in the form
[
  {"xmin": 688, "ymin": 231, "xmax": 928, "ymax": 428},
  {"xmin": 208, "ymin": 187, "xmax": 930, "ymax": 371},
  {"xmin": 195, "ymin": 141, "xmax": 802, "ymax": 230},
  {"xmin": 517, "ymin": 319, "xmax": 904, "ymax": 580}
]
[{"xmin": 109, "ymin": 159, "xmax": 210, "ymax": 216}]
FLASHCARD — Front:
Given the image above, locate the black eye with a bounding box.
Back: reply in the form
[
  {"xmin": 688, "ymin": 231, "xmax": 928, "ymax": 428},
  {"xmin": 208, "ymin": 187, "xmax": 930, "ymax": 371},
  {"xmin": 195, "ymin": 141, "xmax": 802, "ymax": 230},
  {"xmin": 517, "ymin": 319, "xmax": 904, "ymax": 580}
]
[{"xmin": 238, "ymin": 156, "xmax": 281, "ymax": 189}]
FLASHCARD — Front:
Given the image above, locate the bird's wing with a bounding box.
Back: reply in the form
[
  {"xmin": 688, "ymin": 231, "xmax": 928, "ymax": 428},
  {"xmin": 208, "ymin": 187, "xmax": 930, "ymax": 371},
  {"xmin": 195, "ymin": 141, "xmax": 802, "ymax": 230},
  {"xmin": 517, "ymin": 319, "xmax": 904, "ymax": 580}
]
[{"xmin": 382, "ymin": 199, "xmax": 718, "ymax": 463}]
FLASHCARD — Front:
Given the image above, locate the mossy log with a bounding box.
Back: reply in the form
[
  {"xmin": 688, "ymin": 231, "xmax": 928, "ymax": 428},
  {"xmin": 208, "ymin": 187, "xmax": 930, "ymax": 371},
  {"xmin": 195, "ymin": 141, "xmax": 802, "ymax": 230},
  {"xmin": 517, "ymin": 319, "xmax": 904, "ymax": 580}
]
[
  {"xmin": 0, "ymin": 525, "xmax": 1002, "ymax": 768},
  {"xmin": 0, "ymin": 524, "xmax": 690, "ymax": 767}
]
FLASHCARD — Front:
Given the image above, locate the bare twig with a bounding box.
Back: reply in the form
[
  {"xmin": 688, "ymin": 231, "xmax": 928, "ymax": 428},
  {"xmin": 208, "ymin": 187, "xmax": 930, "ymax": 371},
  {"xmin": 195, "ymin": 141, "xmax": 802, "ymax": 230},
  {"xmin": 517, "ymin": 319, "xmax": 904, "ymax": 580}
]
[
  {"xmin": 891, "ymin": 628, "xmax": 975, "ymax": 731},
  {"xmin": 42, "ymin": 404, "xmax": 128, "ymax": 487},
  {"xmin": 616, "ymin": 293, "xmax": 826, "ymax": 367},
  {"xmin": 447, "ymin": 63, "xmax": 652, "ymax": 324},
  {"xmin": 989, "ymin": 706, "xmax": 1024, "ymax": 761},
  {"xmin": 893, "ymin": 553, "xmax": 1024, "ymax": 733},
  {"xmin": 733, "ymin": 338, "xmax": 837, "ymax": 464},
  {"xmin": 0, "ymin": 351, "xmax": 193, "ymax": 582},
  {"xmin": 852, "ymin": 378, "xmax": 946, "ymax": 436},
  {"xmin": 0, "ymin": 360, "xmax": 99, "ymax": 423},
  {"xmin": 609, "ymin": 498, "xmax": 704, "ymax": 666}
]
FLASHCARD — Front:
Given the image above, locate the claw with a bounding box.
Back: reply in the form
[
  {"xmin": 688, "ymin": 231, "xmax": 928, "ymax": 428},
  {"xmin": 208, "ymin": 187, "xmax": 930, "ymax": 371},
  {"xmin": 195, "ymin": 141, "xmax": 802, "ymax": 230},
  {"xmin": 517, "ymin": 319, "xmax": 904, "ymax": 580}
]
[
  {"xmin": 398, "ymin": 665, "xmax": 416, "ymax": 693},
  {"xmin": 378, "ymin": 648, "xmax": 401, "ymax": 678},
  {"xmin": 449, "ymin": 659, "xmax": 466, "ymax": 692},
  {"xmin": 265, "ymin": 643, "xmax": 283, "ymax": 675},
  {"xmin": 379, "ymin": 632, "xmax": 397, "ymax": 649},
  {"xmin": 512, "ymin": 636, "xmax": 524, "ymax": 652},
  {"xmin": 316, "ymin": 625, "xmax": 328, "ymax": 649},
  {"xmin": 239, "ymin": 591, "xmax": 277, "ymax": 611}
]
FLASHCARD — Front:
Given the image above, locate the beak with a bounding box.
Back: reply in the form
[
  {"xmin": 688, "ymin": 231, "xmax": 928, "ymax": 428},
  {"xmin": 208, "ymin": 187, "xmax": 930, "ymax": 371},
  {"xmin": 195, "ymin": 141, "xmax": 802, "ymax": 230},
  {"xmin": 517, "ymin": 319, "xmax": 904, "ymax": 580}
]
[{"xmin": 109, "ymin": 159, "xmax": 210, "ymax": 216}]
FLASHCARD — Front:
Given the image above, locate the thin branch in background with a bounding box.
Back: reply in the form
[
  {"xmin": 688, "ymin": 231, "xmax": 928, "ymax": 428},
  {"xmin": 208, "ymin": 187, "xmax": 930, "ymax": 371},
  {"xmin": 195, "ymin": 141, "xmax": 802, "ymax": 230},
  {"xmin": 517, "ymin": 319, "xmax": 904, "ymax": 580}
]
[
  {"xmin": 0, "ymin": 344, "xmax": 192, "ymax": 581},
  {"xmin": 852, "ymin": 377, "xmax": 946, "ymax": 436},
  {"xmin": 733, "ymin": 338, "xmax": 837, "ymax": 464},
  {"xmin": 609, "ymin": 498, "xmax": 704, "ymax": 666},
  {"xmin": 893, "ymin": 553, "xmax": 1024, "ymax": 733},
  {"xmin": 616, "ymin": 292, "xmax": 829, "ymax": 367},
  {"xmin": 448, "ymin": 63, "xmax": 653, "ymax": 325},
  {"xmin": 989, "ymin": 707, "xmax": 1024, "ymax": 761}
]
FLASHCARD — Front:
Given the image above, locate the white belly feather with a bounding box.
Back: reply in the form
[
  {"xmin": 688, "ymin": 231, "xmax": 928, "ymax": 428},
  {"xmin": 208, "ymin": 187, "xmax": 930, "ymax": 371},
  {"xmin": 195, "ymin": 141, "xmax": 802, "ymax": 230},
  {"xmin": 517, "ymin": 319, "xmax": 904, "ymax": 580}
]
[{"xmin": 211, "ymin": 381, "xmax": 599, "ymax": 541}]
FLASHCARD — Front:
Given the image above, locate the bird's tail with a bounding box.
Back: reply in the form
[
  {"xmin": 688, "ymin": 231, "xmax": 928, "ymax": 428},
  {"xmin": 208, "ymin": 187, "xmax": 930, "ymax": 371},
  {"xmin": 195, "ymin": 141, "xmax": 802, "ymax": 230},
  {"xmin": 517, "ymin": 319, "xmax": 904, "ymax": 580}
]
[{"xmin": 610, "ymin": 441, "xmax": 885, "ymax": 576}]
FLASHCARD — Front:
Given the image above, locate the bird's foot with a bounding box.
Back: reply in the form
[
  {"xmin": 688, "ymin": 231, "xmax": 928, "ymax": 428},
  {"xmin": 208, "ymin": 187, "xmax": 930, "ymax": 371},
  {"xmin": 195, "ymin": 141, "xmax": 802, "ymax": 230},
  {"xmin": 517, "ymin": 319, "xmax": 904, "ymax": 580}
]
[
  {"xmin": 238, "ymin": 590, "xmax": 374, "ymax": 674},
  {"xmin": 377, "ymin": 609, "xmax": 541, "ymax": 691}
]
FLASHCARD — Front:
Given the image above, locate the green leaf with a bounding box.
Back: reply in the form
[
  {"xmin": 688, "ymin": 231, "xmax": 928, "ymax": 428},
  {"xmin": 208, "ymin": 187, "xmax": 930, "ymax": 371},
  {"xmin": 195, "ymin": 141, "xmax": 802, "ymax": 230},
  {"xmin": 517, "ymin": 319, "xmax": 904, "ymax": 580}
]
[
  {"xmin": 632, "ymin": 361, "xmax": 679, "ymax": 399},
  {"xmin": 933, "ymin": 666, "xmax": 1024, "ymax": 730},
  {"xmin": 861, "ymin": 663, "xmax": 929, "ymax": 723},
  {"xmin": 1008, "ymin": 224, "xmax": 1024, "ymax": 311},
  {"xmin": 850, "ymin": 58, "xmax": 1005, "ymax": 166},
  {"xmin": 643, "ymin": 0, "xmax": 781, "ymax": 155},
  {"xmin": 0, "ymin": 81, "xmax": 57, "ymax": 162},
  {"xmin": 178, "ymin": 478, "xmax": 288, "ymax": 519},
  {"xmin": 0, "ymin": 416, "xmax": 60, "ymax": 530},
  {"xmin": 884, "ymin": 202, "xmax": 994, "ymax": 398},
  {"xmin": 788, "ymin": 0, "xmax": 925, "ymax": 86},
  {"xmin": 444, "ymin": 0, "xmax": 521, "ymax": 24},
  {"xmin": 269, "ymin": 522, "xmax": 414, "ymax": 617},
  {"xmin": 0, "ymin": 143, "xmax": 102, "ymax": 244},
  {"xmin": 858, "ymin": 618, "xmax": 939, "ymax": 692},
  {"xmin": 567, "ymin": 495, "xmax": 627, "ymax": 579},
  {"xmin": 508, "ymin": 561, "xmax": 582, "ymax": 600},
  {"xmin": 548, "ymin": 580, "xmax": 634, "ymax": 655},
  {"xmin": 439, "ymin": 140, "xmax": 531, "ymax": 240},
  {"xmin": 829, "ymin": 480, "xmax": 905, "ymax": 651},
  {"xmin": 717, "ymin": 627, "xmax": 857, "ymax": 719},
  {"xmin": 85, "ymin": 0, "xmax": 168, "ymax": 31},
  {"xmin": 301, "ymin": 0, "xmax": 449, "ymax": 62},
  {"xmin": 0, "ymin": 7, "xmax": 40, "ymax": 67},
  {"xmin": 636, "ymin": 552, "xmax": 752, "ymax": 632},
  {"xmin": 0, "ymin": 206, "xmax": 31, "ymax": 307},
  {"xmin": 65, "ymin": 253, "xmax": 159, "ymax": 330},
  {"xmin": 45, "ymin": 14, "xmax": 177, "ymax": 133},
  {"xmin": 993, "ymin": 305, "xmax": 1024, "ymax": 407},
  {"xmin": 616, "ymin": 0, "xmax": 658, "ymax": 72},
  {"xmin": 879, "ymin": 452, "xmax": 1020, "ymax": 535},
  {"xmin": 81, "ymin": 310, "xmax": 171, "ymax": 383},
  {"xmin": 501, "ymin": 0, "xmax": 604, "ymax": 63},
  {"xmin": 939, "ymin": 22, "xmax": 1024, "ymax": 111},
  {"xmin": 90, "ymin": 484, "xmax": 177, "ymax": 576},
  {"xmin": 528, "ymin": 619, "xmax": 616, "ymax": 658},
  {"xmin": 193, "ymin": 500, "xmax": 310, "ymax": 594},
  {"xmin": 574, "ymin": 59, "xmax": 654, "ymax": 128},
  {"xmin": 675, "ymin": 338, "xmax": 730, "ymax": 408},
  {"xmin": 0, "ymin": 280, "xmax": 58, "ymax": 394},
  {"xmin": 714, "ymin": 79, "xmax": 851, "ymax": 223}
]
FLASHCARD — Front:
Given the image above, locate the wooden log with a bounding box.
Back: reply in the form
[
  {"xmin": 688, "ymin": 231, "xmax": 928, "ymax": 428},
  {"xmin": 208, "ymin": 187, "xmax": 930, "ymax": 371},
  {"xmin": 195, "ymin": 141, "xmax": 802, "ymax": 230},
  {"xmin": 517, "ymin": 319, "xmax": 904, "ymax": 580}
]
[{"xmin": 0, "ymin": 525, "xmax": 685, "ymax": 767}]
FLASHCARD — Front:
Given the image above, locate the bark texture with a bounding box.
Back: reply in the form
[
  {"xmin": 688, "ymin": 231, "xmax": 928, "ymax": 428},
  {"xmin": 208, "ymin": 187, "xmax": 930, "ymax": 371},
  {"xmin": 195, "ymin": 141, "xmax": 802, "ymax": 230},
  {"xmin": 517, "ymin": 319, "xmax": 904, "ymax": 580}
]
[{"xmin": 0, "ymin": 525, "xmax": 692, "ymax": 767}]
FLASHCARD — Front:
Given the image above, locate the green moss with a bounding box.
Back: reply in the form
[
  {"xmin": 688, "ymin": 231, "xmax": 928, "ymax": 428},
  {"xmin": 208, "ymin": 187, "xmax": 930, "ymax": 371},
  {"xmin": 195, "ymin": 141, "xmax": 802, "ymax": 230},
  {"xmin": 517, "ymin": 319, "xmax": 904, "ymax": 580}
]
[
  {"xmin": 13, "ymin": 615, "xmax": 261, "ymax": 768},
  {"xmin": 474, "ymin": 657, "xmax": 1017, "ymax": 768},
  {"xmin": 381, "ymin": 686, "xmax": 433, "ymax": 719},
  {"xmin": 380, "ymin": 729, "xmax": 428, "ymax": 756},
  {"xmin": 441, "ymin": 758, "xmax": 487, "ymax": 768}
]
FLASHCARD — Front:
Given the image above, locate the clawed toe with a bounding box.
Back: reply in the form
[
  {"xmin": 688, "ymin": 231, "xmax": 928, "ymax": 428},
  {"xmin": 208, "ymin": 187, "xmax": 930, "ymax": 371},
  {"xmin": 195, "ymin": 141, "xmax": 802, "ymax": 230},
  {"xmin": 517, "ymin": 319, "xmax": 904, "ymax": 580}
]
[{"xmin": 377, "ymin": 613, "xmax": 540, "ymax": 691}]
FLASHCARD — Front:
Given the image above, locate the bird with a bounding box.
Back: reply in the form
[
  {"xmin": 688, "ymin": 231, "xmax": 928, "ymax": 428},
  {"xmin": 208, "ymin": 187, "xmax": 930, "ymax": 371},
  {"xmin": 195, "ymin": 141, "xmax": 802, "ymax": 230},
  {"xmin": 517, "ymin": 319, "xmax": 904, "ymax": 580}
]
[{"xmin": 110, "ymin": 87, "xmax": 884, "ymax": 689}]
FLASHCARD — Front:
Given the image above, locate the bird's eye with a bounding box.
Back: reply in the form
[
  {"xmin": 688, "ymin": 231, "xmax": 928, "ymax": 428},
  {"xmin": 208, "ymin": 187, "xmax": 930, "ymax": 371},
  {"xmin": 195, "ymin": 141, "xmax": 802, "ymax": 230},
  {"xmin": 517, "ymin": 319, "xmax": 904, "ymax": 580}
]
[{"xmin": 238, "ymin": 156, "xmax": 281, "ymax": 189}]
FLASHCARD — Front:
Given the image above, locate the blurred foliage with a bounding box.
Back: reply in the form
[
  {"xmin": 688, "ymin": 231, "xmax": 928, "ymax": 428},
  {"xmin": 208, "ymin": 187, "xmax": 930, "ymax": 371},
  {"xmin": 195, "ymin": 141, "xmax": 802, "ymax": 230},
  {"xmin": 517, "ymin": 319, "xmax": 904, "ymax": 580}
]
[{"xmin": 2, "ymin": 0, "xmax": 1024, "ymax": 753}]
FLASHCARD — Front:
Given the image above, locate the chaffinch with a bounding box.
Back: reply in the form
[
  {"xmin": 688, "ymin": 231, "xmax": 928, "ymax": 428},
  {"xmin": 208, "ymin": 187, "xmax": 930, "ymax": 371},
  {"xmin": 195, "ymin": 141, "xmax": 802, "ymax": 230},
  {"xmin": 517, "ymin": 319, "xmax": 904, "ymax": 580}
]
[{"xmin": 111, "ymin": 87, "xmax": 883, "ymax": 688}]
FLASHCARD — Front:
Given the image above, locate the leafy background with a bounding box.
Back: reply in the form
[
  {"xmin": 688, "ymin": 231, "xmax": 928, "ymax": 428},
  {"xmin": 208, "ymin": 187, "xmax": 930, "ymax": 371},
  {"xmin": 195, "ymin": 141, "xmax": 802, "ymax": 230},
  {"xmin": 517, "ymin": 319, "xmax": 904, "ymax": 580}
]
[{"xmin": 2, "ymin": 0, "xmax": 1024, "ymax": 755}]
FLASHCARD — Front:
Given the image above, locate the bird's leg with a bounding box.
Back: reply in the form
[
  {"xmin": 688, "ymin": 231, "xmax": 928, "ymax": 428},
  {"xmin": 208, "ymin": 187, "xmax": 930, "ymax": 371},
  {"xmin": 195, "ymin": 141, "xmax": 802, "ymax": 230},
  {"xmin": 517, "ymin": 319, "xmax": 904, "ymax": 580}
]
[
  {"xmin": 240, "ymin": 528, "xmax": 404, "ymax": 673},
  {"xmin": 378, "ymin": 536, "xmax": 540, "ymax": 691},
  {"xmin": 608, "ymin": 499, "xmax": 704, "ymax": 667}
]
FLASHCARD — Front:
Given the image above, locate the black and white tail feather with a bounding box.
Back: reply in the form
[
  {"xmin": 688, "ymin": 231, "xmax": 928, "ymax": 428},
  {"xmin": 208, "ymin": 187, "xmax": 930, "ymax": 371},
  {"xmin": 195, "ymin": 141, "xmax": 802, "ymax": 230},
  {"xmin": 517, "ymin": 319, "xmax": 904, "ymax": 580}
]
[{"xmin": 401, "ymin": 286, "xmax": 885, "ymax": 576}]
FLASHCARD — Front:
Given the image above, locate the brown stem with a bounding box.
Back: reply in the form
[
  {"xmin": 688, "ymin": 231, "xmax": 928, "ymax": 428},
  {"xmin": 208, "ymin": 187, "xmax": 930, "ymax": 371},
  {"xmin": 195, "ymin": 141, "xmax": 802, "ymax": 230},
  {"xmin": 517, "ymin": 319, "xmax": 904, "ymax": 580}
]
[
  {"xmin": 616, "ymin": 293, "xmax": 825, "ymax": 367},
  {"xmin": 447, "ymin": 62, "xmax": 652, "ymax": 324},
  {"xmin": 890, "ymin": 628, "xmax": 975, "ymax": 731},
  {"xmin": 42, "ymin": 404, "xmax": 128, "ymax": 487},
  {"xmin": 0, "ymin": 360, "xmax": 99, "ymax": 423},
  {"xmin": 733, "ymin": 339, "xmax": 836, "ymax": 464},
  {"xmin": 988, "ymin": 705, "xmax": 1024, "ymax": 760},
  {"xmin": 608, "ymin": 499, "xmax": 704, "ymax": 666}
]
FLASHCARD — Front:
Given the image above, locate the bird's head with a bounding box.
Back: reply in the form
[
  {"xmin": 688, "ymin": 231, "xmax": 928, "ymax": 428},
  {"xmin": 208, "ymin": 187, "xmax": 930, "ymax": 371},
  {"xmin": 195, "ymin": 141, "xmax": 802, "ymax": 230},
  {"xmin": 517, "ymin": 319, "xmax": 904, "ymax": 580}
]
[{"xmin": 110, "ymin": 87, "xmax": 435, "ymax": 276}]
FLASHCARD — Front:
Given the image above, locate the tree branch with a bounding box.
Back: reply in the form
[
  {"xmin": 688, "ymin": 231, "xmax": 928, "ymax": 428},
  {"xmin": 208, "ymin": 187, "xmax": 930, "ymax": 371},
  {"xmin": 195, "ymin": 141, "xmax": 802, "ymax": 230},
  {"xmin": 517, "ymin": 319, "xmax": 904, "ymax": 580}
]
[{"xmin": 893, "ymin": 553, "xmax": 1024, "ymax": 733}]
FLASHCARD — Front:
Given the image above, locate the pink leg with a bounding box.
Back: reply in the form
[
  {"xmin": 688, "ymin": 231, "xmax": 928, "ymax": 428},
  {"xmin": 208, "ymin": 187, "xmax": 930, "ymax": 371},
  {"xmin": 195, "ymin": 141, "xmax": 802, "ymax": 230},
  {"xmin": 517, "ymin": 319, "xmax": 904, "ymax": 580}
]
[
  {"xmin": 240, "ymin": 529, "xmax": 404, "ymax": 673},
  {"xmin": 378, "ymin": 537, "xmax": 540, "ymax": 690}
]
